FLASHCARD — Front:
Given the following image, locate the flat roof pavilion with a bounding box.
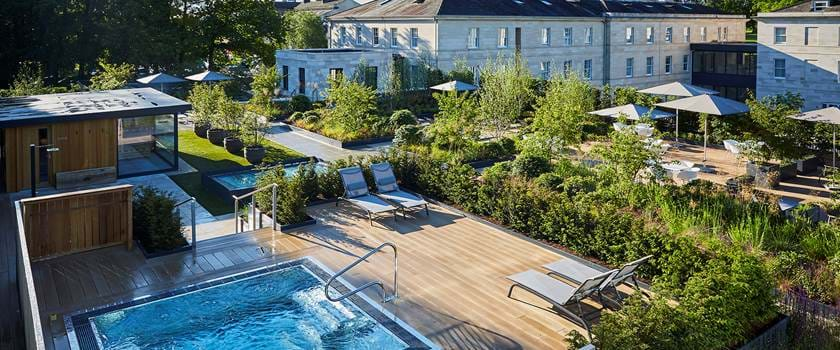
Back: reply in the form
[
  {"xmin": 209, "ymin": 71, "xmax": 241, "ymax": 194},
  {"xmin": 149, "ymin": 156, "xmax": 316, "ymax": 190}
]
[{"xmin": 0, "ymin": 88, "xmax": 190, "ymax": 128}]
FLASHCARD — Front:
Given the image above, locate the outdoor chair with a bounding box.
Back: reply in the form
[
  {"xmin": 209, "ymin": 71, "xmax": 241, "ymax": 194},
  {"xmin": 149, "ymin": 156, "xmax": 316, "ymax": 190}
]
[
  {"xmin": 543, "ymin": 255, "xmax": 652, "ymax": 304},
  {"xmin": 612, "ymin": 122, "xmax": 628, "ymax": 132},
  {"xmin": 723, "ymin": 140, "xmax": 743, "ymax": 168},
  {"xmin": 507, "ymin": 269, "xmax": 616, "ymax": 341},
  {"xmin": 369, "ymin": 162, "xmax": 430, "ymax": 219},
  {"xmin": 635, "ymin": 124, "xmax": 654, "ymax": 138},
  {"xmin": 337, "ymin": 166, "xmax": 397, "ymax": 226},
  {"xmin": 675, "ymin": 167, "xmax": 700, "ymax": 184}
]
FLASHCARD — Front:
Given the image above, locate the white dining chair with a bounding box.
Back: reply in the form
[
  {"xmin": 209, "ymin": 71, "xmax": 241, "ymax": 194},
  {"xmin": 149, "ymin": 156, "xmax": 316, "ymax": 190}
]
[{"xmin": 613, "ymin": 122, "xmax": 628, "ymax": 132}]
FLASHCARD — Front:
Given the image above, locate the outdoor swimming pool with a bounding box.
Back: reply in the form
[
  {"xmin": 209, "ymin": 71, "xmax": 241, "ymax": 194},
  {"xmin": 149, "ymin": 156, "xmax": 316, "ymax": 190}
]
[
  {"xmin": 68, "ymin": 259, "xmax": 430, "ymax": 349},
  {"xmin": 210, "ymin": 162, "xmax": 328, "ymax": 192}
]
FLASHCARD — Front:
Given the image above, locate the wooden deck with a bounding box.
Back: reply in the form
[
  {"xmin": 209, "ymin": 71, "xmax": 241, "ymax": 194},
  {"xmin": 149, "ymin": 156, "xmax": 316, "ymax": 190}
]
[
  {"xmin": 582, "ymin": 140, "xmax": 834, "ymax": 203},
  {"xmin": 32, "ymin": 202, "xmax": 613, "ymax": 350}
]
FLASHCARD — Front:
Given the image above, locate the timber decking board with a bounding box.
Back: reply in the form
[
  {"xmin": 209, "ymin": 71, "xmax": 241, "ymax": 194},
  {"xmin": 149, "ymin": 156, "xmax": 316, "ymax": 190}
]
[{"xmin": 30, "ymin": 203, "xmax": 620, "ymax": 350}]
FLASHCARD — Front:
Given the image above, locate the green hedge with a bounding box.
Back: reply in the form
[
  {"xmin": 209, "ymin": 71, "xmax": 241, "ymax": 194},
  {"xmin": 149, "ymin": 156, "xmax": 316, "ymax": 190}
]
[{"xmin": 371, "ymin": 149, "xmax": 782, "ymax": 349}]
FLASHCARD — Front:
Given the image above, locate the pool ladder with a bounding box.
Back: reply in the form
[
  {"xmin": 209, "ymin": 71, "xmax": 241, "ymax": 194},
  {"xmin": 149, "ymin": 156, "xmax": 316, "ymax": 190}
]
[{"xmin": 325, "ymin": 242, "xmax": 398, "ymax": 303}]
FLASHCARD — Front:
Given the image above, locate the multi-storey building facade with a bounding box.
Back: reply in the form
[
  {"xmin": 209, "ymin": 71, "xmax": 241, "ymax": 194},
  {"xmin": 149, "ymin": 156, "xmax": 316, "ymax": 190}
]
[
  {"xmin": 276, "ymin": 0, "xmax": 746, "ymax": 100},
  {"xmin": 755, "ymin": 0, "xmax": 840, "ymax": 110}
]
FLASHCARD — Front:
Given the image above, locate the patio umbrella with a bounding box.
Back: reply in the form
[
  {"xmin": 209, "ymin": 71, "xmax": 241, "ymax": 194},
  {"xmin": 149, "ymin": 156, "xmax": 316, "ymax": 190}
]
[
  {"xmin": 136, "ymin": 73, "xmax": 186, "ymax": 93},
  {"xmin": 787, "ymin": 106, "xmax": 840, "ymax": 167},
  {"xmin": 639, "ymin": 82, "xmax": 720, "ymax": 145},
  {"xmin": 430, "ymin": 80, "xmax": 477, "ymax": 92},
  {"xmin": 184, "ymin": 70, "xmax": 232, "ymax": 82},
  {"xmin": 589, "ymin": 104, "xmax": 675, "ymax": 121},
  {"xmin": 656, "ymin": 94, "xmax": 749, "ymax": 163}
]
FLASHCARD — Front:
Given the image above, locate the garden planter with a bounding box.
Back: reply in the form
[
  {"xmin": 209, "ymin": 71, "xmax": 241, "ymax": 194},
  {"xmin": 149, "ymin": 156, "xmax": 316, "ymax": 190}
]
[
  {"xmin": 244, "ymin": 145, "xmax": 266, "ymax": 164},
  {"xmin": 206, "ymin": 128, "xmax": 228, "ymax": 146},
  {"xmin": 223, "ymin": 136, "xmax": 244, "ymax": 154},
  {"xmin": 193, "ymin": 122, "xmax": 211, "ymax": 138},
  {"xmin": 779, "ymin": 162, "xmax": 797, "ymax": 181},
  {"xmin": 796, "ymin": 156, "xmax": 820, "ymax": 174},
  {"xmin": 747, "ymin": 162, "xmax": 780, "ymax": 189},
  {"xmin": 206, "ymin": 128, "xmax": 229, "ymax": 145}
]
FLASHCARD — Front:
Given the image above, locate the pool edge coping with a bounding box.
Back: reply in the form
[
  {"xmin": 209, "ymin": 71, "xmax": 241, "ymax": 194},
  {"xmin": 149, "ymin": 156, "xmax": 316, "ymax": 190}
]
[{"xmin": 63, "ymin": 256, "xmax": 439, "ymax": 350}]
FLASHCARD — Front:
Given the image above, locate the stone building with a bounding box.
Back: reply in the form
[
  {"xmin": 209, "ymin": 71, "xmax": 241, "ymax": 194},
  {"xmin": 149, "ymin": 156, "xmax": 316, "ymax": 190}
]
[
  {"xmin": 276, "ymin": 0, "xmax": 746, "ymax": 100},
  {"xmin": 755, "ymin": 0, "xmax": 840, "ymax": 110}
]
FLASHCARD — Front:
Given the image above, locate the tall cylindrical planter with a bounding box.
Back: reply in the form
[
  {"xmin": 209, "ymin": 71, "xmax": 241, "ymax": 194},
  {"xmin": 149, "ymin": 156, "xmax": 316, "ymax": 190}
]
[
  {"xmin": 206, "ymin": 128, "xmax": 228, "ymax": 146},
  {"xmin": 244, "ymin": 145, "xmax": 266, "ymax": 164},
  {"xmin": 194, "ymin": 122, "xmax": 211, "ymax": 138},
  {"xmin": 224, "ymin": 136, "xmax": 244, "ymax": 154}
]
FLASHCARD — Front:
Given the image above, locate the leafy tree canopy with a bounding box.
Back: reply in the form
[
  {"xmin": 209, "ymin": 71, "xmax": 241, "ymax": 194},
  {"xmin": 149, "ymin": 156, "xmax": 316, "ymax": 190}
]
[{"xmin": 281, "ymin": 11, "xmax": 327, "ymax": 49}]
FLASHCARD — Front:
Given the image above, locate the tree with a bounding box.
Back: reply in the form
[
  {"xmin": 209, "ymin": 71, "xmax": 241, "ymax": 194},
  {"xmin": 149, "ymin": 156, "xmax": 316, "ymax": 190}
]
[
  {"xmin": 325, "ymin": 75, "xmax": 378, "ymax": 133},
  {"xmin": 2, "ymin": 62, "xmax": 50, "ymax": 97},
  {"xmin": 427, "ymin": 91, "xmax": 480, "ymax": 153},
  {"xmin": 528, "ymin": 72, "xmax": 597, "ymax": 158},
  {"xmin": 746, "ymin": 92, "xmax": 809, "ymax": 162},
  {"xmin": 447, "ymin": 58, "xmax": 474, "ymax": 84},
  {"xmin": 594, "ymin": 128, "xmax": 660, "ymax": 181},
  {"xmin": 613, "ymin": 86, "xmax": 659, "ymax": 108},
  {"xmin": 192, "ymin": 0, "xmax": 284, "ymax": 69},
  {"xmin": 281, "ymin": 11, "xmax": 327, "ymax": 49},
  {"xmin": 89, "ymin": 58, "xmax": 135, "ymax": 90},
  {"xmin": 248, "ymin": 64, "xmax": 278, "ymax": 116},
  {"xmin": 478, "ymin": 55, "xmax": 533, "ymax": 139},
  {"xmin": 187, "ymin": 83, "xmax": 228, "ymax": 127}
]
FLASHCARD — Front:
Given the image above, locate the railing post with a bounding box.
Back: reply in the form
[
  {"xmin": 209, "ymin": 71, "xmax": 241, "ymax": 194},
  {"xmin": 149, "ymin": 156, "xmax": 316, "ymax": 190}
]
[
  {"xmin": 190, "ymin": 198, "xmax": 196, "ymax": 260},
  {"xmin": 251, "ymin": 196, "xmax": 256, "ymax": 230},
  {"xmin": 234, "ymin": 198, "xmax": 239, "ymax": 234},
  {"xmin": 272, "ymin": 184, "xmax": 277, "ymax": 231}
]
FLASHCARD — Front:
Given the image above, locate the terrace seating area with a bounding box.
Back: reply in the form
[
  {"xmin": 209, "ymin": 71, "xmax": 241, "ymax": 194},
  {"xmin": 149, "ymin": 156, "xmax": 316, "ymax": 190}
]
[{"xmin": 28, "ymin": 202, "xmax": 638, "ymax": 350}]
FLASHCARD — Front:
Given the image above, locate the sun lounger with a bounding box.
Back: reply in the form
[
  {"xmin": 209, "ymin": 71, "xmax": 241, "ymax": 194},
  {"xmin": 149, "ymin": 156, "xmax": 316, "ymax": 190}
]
[
  {"xmin": 507, "ymin": 269, "xmax": 616, "ymax": 341},
  {"xmin": 370, "ymin": 162, "xmax": 429, "ymax": 218},
  {"xmin": 337, "ymin": 166, "xmax": 397, "ymax": 225},
  {"xmin": 543, "ymin": 255, "xmax": 652, "ymax": 302}
]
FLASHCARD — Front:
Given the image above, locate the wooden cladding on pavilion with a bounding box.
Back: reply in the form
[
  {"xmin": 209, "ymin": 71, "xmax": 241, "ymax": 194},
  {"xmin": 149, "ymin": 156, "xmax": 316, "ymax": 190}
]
[
  {"xmin": 18, "ymin": 185, "xmax": 133, "ymax": 260},
  {"xmin": 3, "ymin": 118, "xmax": 118, "ymax": 192}
]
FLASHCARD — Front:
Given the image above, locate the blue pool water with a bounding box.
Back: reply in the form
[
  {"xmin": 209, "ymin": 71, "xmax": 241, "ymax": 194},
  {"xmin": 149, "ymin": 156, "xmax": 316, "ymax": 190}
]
[
  {"xmin": 212, "ymin": 163, "xmax": 327, "ymax": 191},
  {"xmin": 89, "ymin": 265, "xmax": 408, "ymax": 349}
]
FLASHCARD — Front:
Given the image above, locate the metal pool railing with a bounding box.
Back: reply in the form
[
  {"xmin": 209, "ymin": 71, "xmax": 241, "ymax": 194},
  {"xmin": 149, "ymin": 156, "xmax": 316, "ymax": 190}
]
[{"xmin": 232, "ymin": 183, "xmax": 278, "ymax": 233}]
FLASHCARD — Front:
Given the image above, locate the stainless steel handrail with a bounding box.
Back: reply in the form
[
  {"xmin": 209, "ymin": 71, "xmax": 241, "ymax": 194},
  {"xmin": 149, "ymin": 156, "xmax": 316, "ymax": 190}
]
[
  {"xmin": 174, "ymin": 197, "xmax": 197, "ymax": 259},
  {"xmin": 233, "ymin": 183, "xmax": 278, "ymax": 233},
  {"xmin": 325, "ymin": 242, "xmax": 398, "ymax": 303}
]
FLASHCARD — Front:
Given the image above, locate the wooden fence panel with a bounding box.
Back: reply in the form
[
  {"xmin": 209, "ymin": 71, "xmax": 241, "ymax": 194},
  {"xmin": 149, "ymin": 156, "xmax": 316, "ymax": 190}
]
[{"xmin": 19, "ymin": 185, "xmax": 133, "ymax": 260}]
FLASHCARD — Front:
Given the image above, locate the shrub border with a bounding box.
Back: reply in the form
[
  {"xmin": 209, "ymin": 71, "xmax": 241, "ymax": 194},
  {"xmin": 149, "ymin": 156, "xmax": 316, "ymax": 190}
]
[
  {"xmin": 286, "ymin": 122, "xmax": 393, "ymax": 149},
  {"xmin": 424, "ymin": 197, "xmax": 653, "ymax": 291}
]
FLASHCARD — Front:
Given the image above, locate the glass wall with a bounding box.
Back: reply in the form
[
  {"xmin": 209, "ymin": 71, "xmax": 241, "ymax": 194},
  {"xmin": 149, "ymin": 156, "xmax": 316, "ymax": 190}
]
[
  {"xmin": 117, "ymin": 114, "xmax": 177, "ymax": 177},
  {"xmin": 693, "ymin": 51, "xmax": 756, "ymax": 76}
]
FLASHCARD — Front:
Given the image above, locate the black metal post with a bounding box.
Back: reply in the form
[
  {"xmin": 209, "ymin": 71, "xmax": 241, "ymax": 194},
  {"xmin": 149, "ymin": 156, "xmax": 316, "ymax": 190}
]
[{"xmin": 29, "ymin": 143, "xmax": 36, "ymax": 197}]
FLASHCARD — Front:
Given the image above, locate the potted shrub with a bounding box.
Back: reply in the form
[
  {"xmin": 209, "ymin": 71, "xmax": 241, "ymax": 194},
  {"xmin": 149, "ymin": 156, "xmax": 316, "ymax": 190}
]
[
  {"xmin": 221, "ymin": 99, "xmax": 245, "ymax": 154},
  {"xmin": 254, "ymin": 165, "xmax": 314, "ymax": 229},
  {"xmin": 187, "ymin": 84, "xmax": 224, "ymax": 138},
  {"xmin": 132, "ymin": 186, "xmax": 188, "ymax": 256},
  {"xmin": 241, "ymin": 111, "xmax": 270, "ymax": 164}
]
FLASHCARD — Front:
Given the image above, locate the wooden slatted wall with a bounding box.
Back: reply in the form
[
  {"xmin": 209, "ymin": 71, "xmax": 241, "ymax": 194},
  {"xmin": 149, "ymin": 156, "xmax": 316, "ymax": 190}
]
[
  {"xmin": 3, "ymin": 118, "xmax": 118, "ymax": 192},
  {"xmin": 19, "ymin": 185, "xmax": 133, "ymax": 260}
]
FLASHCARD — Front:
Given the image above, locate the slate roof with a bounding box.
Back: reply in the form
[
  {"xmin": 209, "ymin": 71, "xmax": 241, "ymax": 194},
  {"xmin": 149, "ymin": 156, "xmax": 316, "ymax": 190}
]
[
  {"xmin": 274, "ymin": 1, "xmax": 301, "ymax": 12},
  {"xmin": 774, "ymin": 0, "xmax": 840, "ymax": 13},
  {"xmin": 330, "ymin": 0, "xmax": 734, "ymax": 19}
]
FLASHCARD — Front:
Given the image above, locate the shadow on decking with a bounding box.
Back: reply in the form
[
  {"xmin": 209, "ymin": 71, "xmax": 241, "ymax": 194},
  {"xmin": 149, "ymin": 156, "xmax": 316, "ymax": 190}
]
[
  {"xmin": 395, "ymin": 299, "xmax": 524, "ymax": 350},
  {"xmin": 310, "ymin": 204, "xmax": 461, "ymax": 236}
]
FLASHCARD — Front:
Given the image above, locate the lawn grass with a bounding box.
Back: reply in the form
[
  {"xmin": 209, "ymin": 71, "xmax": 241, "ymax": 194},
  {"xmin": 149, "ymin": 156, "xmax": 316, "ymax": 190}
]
[{"xmin": 170, "ymin": 130, "xmax": 304, "ymax": 215}]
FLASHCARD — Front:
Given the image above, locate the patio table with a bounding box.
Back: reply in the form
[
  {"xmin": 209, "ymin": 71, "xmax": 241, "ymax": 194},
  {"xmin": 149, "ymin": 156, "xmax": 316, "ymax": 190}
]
[{"xmin": 660, "ymin": 162, "xmax": 690, "ymax": 173}]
